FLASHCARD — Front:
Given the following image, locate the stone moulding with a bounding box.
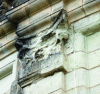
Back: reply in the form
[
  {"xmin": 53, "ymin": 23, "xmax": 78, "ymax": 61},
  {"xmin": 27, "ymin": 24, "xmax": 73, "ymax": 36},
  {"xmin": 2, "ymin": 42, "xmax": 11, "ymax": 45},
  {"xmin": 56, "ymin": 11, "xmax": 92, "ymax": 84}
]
[
  {"xmin": 0, "ymin": 62, "xmax": 13, "ymax": 80},
  {"xmin": 0, "ymin": 0, "xmax": 99, "ymax": 38}
]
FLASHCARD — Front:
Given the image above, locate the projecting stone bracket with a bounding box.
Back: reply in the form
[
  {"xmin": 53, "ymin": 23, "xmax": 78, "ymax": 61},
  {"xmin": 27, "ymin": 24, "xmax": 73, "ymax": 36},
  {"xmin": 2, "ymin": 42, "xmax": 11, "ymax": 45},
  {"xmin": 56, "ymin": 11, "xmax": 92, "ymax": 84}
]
[{"xmin": 12, "ymin": 9, "xmax": 70, "ymax": 91}]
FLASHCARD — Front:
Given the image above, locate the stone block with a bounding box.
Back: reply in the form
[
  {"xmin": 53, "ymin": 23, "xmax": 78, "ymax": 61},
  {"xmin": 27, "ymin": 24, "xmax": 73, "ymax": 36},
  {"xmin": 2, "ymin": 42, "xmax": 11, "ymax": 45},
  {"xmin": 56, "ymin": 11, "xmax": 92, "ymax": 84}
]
[
  {"xmin": 26, "ymin": 72, "xmax": 65, "ymax": 94},
  {"xmin": 66, "ymin": 52, "xmax": 86, "ymax": 72},
  {"xmin": 88, "ymin": 50, "xmax": 100, "ymax": 69},
  {"xmin": 0, "ymin": 52, "xmax": 17, "ymax": 68},
  {"xmin": 65, "ymin": 0, "xmax": 82, "ymax": 12},
  {"xmin": 74, "ymin": 12, "xmax": 100, "ymax": 31},
  {"xmin": 23, "ymin": 86, "xmax": 30, "ymax": 94},
  {"xmin": 17, "ymin": 18, "xmax": 30, "ymax": 31},
  {"xmin": 90, "ymin": 85, "xmax": 100, "ymax": 94},
  {"xmin": 87, "ymin": 31, "xmax": 100, "ymax": 52},
  {"xmin": 66, "ymin": 86, "xmax": 88, "ymax": 94},
  {"xmin": 0, "ymin": 32, "xmax": 17, "ymax": 48},
  {"xmin": 17, "ymin": 7, "xmax": 52, "ymax": 32},
  {"xmin": 74, "ymin": 20, "xmax": 100, "ymax": 35},
  {"xmin": 83, "ymin": 0, "xmax": 100, "ymax": 15},
  {"xmin": 0, "ymin": 74, "xmax": 13, "ymax": 94},
  {"xmin": 65, "ymin": 69, "xmax": 88, "ymax": 91},
  {"xmin": 89, "ymin": 67, "xmax": 100, "ymax": 87},
  {"xmin": 0, "ymin": 41, "xmax": 16, "ymax": 60},
  {"xmin": 29, "ymin": 0, "xmax": 50, "ymax": 15},
  {"xmin": 29, "ymin": 7, "xmax": 51, "ymax": 25},
  {"xmin": 74, "ymin": 33, "xmax": 85, "ymax": 52},
  {"xmin": 51, "ymin": 1, "xmax": 63, "ymax": 14},
  {"xmin": 41, "ymin": 52, "xmax": 67, "ymax": 76},
  {"xmin": 0, "ymin": 62, "xmax": 13, "ymax": 80},
  {"xmin": 68, "ymin": 7, "xmax": 85, "ymax": 23}
]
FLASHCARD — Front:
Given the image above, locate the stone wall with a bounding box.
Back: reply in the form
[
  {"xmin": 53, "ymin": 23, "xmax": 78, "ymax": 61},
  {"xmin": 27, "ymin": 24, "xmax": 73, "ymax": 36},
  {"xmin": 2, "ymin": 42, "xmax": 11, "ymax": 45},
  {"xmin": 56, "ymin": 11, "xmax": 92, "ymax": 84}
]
[{"xmin": 0, "ymin": 0, "xmax": 100, "ymax": 94}]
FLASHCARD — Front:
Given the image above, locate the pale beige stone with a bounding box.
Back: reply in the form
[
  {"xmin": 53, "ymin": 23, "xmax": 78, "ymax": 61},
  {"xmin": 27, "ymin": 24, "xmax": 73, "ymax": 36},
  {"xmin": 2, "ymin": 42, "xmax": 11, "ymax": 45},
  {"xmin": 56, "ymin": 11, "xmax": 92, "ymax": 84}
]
[
  {"xmin": 28, "ymin": 72, "xmax": 65, "ymax": 94},
  {"xmin": 88, "ymin": 50, "xmax": 100, "ymax": 69},
  {"xmin": 5, "ymin": 90, "xmax": 10, "ymax": 94},
  {"xmin": 0, "ymin": 62, "xmax": 12, "ymax": 79},
  {"xmin": 87, "ymin": 31, "xmax": 100, "ymax": 52},
  {"xmin": 90, "ymin": 85, "xmax": 100, "ymax": 94},
  {"xmin": 65, "ymin": 0, "xmax": 82, "ymax": 12},
  {"xmin": 0, "ymin": 32, "xmax": 16, "ymax": 47},
  {"xmin": 66, "ymin": 52, "xmax": 86, "ymax": 72},
  {"xmin": 65, "ymin": 69, "xmax": 88, "ymax": 91},
  {"xmin": 23, "ymin": 86, "xmax": 30, "ymax": 94},
  {"xmin": 51, "ymin": 1, "xmax": 63, "ymax": 14},
  {"xmin": 68, "ymin": 7, "xmax": 85, "ymax": 23},
  {"xmin": 74, "ymin": 12, "xmax": 100, "ymax": 31},
  {"xmin": 75, "ymin": 20, "xmax": 100, "ymax": 35},
  {"xmin": 0, "ymin": 52, "xmax": 17, "ymax": 68},
  {"xmin": 0, "ymin": 41, "xmax": 16, "ymax": 60},
  {"xmin": 66, "ymin": 86, "xmax": 88, "ymax": 94},
  {"xmin": 83, "ymin": 0, "xmax": 100, "ymax": 15},
  {"xmin": 74, "ymin": 33, "xmax": 85, "ymax": 52},
  {"xmin": 89, "ymin": 67, "xmax": 100, "ymax": 87},
  {"xmin": 0, "ymin": 74, "xmax": 13, "ymax": 94}
]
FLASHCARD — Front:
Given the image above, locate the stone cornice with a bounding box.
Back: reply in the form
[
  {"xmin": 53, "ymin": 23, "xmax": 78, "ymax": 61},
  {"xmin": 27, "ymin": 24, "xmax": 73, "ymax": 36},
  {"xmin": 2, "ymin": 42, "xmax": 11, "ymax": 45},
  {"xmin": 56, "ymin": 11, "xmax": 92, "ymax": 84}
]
[{"xmin": 0, "ymin": 0, "xmax": 99, "ymax": 38}]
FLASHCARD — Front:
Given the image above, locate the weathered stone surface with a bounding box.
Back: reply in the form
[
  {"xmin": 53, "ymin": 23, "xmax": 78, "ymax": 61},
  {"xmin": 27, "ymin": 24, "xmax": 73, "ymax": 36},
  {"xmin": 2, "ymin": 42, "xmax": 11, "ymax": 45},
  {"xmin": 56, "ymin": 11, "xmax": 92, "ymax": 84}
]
[
  {"xmin": 65, "ymin": 69, "xmax": 88, "ymax": 91},
  {"xmin": 88, "ymin": 50, "xmax": 100, "ymax": 69},
  {"xmin": 41, "ymin": 52, "xmax": 67, "ymax": 76},
  {"xmin": 89, "ymin": 67, "xmax": 100, "ymax": 87},
  {"xmin": 83, "ymin": 0, "xmax": 100, "ymax": 15},
  {"xmin": 0, "ymin": 74, "xmax": 13, "ymax": 94},
  {"xmin": 87, "ymin": 31, "xmax": 100, "ymax": 52},
  {"xmin": 18, "ymin": 61, "xmax": 41, "ymax": 87},
  {"xmin": 23, "ymin": 72, "xmax": 65, "ymax": 94},
  {"xmin": 0, "ymin": 62, "xmax": 13, "ymax": 80},
  {"xmin": 10, "ymin": 81, "xmax": 23, "ymax": 94},
  {"xmin": 74, "ymin": 12, "xmax": 100, "ymax": 32},
  {"xmin": 66, "ymin": 86, "xmax": 88, "ymax": 94},
  {"xmin": 15, "ymin": 9, "xmax": 69, "ymax": 83},
  {"xmin": 90, "ymin": 85, "xmax": 100, "ymax": 94},
  {"xmin": 66, "ymin": 52, "xmax": 86, "ymax": 72},
  {"xmin": 74, "ymin": 33, "xmax": 85, "ymax": 52},
  {"xmin": 68, "ymin": 7, "xmax": 85, "ymax": 23},
  {"xmin": 65, "ymin": 0, "xmax": 82, "ymax": 12}
]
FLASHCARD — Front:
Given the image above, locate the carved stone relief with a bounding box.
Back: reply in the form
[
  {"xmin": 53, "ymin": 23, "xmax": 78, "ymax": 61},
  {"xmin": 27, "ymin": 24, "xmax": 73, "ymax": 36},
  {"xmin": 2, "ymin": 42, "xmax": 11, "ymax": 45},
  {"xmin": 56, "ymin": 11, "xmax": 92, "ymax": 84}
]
[
  {"xmin": 11, "ymin": 9, "xmax": 70, "ymax": 93},
  {"xmin": 15, "ymin": 9, "xmax": 69, "ymax": 81}
]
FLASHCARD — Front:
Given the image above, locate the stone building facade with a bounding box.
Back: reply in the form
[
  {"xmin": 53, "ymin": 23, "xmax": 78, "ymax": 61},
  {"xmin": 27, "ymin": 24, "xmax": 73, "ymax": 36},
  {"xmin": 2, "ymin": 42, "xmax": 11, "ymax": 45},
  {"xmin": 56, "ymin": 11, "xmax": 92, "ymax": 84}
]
[{"xmin": 0, "ymin": 0, "xmax": 100, "ymax": 94}]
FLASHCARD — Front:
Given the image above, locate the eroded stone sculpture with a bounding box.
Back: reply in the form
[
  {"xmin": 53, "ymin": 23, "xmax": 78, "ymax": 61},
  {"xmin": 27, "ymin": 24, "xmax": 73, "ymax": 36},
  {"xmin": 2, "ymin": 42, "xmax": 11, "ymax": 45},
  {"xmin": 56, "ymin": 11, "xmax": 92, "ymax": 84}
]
[
  {"xmin": 10, "ymin": 9, "xmax": 69, "ymax": 94},
  {"xmin": 15, "ymin": 36, "xmax": 35, "ymax": 69}
]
